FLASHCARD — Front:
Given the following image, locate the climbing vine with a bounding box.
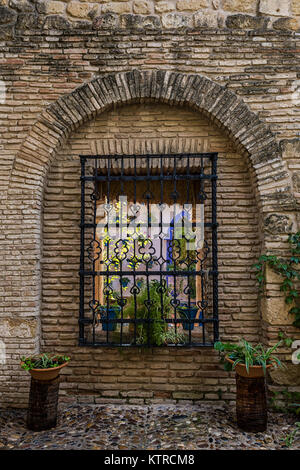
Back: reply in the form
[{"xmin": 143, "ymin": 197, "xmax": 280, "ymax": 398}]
[{"xmin": 253, "ymin": 232, "xmax": 300, "ymax": 328}]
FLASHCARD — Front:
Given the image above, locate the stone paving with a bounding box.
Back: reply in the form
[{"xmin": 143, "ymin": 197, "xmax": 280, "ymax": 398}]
[{"xmin": 0, "ymin": 404, "xmax": 299, "ymax": 450}]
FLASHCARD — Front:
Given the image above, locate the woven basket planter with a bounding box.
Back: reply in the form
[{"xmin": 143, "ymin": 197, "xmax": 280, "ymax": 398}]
[
  {"xmin": 22, "ymin": 360, "xmax": 69, "ymax": 431},
  {"xmin": 27, "ymin": 376, "xmax": 60, "ymax": 431},
  {"xmin": 226, "ymin": 356, "xmax": 271, "ymax": 432}
]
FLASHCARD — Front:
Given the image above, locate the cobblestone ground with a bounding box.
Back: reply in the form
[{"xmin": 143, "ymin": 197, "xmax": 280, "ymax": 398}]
[{"xmin": 0, "ymin": 404, "xmax": 299, "ymax": 450}]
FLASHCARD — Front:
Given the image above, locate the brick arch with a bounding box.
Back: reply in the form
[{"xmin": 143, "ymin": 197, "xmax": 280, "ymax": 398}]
[
  {"xmin": 9, "ymin": 69, "xmax": 290, "ymax": 212},
  {"xmin": 3, "ymin": 69, "xmax": 295, "ymax": 404}
]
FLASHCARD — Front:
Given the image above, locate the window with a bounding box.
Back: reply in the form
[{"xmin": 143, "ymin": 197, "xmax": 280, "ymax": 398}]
[{"xmin": 79, "ymin": 153, "xmax": 218, "ymax": 347}]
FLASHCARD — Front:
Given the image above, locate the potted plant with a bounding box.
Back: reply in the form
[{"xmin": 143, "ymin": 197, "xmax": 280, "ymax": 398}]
[
  {"xmin": 97, "ymin": 292, "xmax": 121, "ymax": 332},
  {"xmin": 253, "ymin": 231, "xmax": 300, "ymax": 328},
  {"xmin": 214, "ymin": 338, "xmax": 283, "ymax": 432},
  {"xmin": 178, "ymin": 304, "xmax": 201, "ymax": 331},
  {"xmin": 100, "ymin": 204, "xmax": 153, "ymax": 332},
  {"xmin": 214, "ymin": 338, "xmax": 283, "ymax": 377},
  {"xmin": 21, "ymin": 353, "xmax": 70, "ymax": 431},
  {"xmin": 21, "ymin": 353, "xmax": 70, "ymax": 381}
]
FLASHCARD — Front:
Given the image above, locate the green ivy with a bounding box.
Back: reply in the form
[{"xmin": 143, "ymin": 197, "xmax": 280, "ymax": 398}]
[
  {"xmin": 253, "ymin": 232, "xmax": 300, "ymax": 328},
  {"xmin": 278, "ymin": 330, "xmax": 295, "ymax": 348},
  {"xmin": 160, "ymin": 328, "xmax": 187, "ymax": 345}
]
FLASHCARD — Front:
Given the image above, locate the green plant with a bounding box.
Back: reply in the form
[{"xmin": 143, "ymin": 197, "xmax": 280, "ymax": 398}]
[
  {"xmin": 214, "ymin": 338, "xmax": 283, "ymax": 375},
  {"xmin": 270, "ymin": 388, "xmax": 300, "ymax": 447},
  {"xmin": 160, "ymin": 328, "xmax": 187, "ymax": 345},
  {"xmin": 103, "ymin": 289, "xmax": 121, "ymax": 305},
  {"xmin": 124, "ymin": 279, "xmax": 172, "ymax": 346},
  {"xmin": 21, "ymin": 353, "xmax": 70, "ymax": 371},
  {"xmin": 253, "ymin": 231, "xmax": 300, "ymax": 327}
]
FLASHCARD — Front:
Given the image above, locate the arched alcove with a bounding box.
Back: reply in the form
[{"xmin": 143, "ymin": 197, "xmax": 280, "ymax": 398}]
[
  {"xmin": 6, "ymin": 70, "xmax": 293, "ymax": 404},
  {"xmin": 41, "ymin": 101, "xmax": 261, "ymax": 402}
]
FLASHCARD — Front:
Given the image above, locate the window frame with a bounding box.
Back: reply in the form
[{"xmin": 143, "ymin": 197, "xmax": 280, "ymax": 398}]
[{"xmin": 79, "ymin": 153, "xmax": 218, "ymax": 347}]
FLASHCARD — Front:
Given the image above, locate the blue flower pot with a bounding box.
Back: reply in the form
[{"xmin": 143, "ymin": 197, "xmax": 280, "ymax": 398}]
[
  {"xmin": 98, "ymin": 306, "xmax": 120, "ymax": 331},
  {"xmin": 178, "ymin": 306, "xmax": 201, "ymax": 330},
  {"xmin": 121, "ymin": 278, "xmax": 130, "ymax": 288}
]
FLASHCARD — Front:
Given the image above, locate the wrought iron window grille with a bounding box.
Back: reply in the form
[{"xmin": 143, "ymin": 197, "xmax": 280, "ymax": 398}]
[{"xmin": 79, "ymin": 153, "xmax": 218, "ymax": 347}]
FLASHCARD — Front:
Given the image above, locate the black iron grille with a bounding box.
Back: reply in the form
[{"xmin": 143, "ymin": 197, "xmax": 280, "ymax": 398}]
[{"xmin": 79, "ymin": 153, "xmax": 218, "ymax": 347}]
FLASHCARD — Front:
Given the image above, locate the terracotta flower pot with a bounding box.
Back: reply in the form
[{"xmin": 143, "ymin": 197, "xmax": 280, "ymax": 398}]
[
  {"xmin": 225, "ymin": 356, "xmax": 273, "ymax": 378},
  {"xmin": 21, "ymin": 361, "xmax": 68, "ymax": 381}
]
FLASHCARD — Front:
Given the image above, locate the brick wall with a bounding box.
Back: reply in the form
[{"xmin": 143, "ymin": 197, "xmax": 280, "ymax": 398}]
[
  {"xmin": 0, "ymin": 1, "xmax": 299, "ymax": 407},
  {"xmin": 1, "ymin": 1, "xmax": 300, "ymax": 30}
]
